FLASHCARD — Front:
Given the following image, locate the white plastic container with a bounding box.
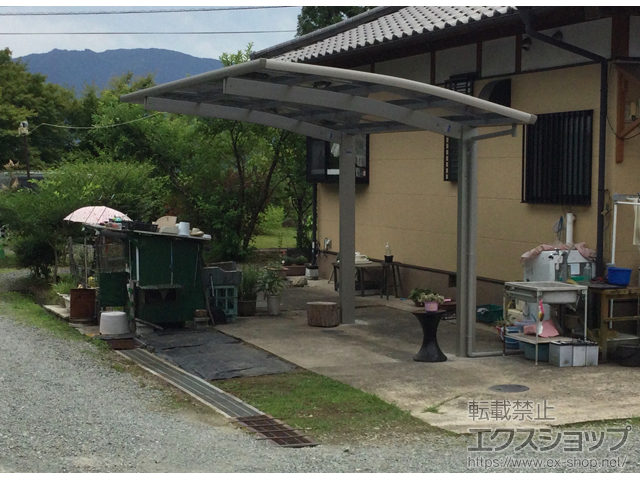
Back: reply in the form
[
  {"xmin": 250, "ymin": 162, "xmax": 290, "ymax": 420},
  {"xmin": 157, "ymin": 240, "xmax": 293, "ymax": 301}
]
[
  {"xmin": 549, "ymin": 342, "xmax": 573, "ymax": 367},
  {"xmin": 178, "ymin": 222, "xmax": 190, "ymax": 236},
  {"xmin": 585, "ymin": 344, "xmax": 599, "ymax": 366},
  {"xmin": 572, "ymin": 344, "xmax": 587, "ymax": 367},
  {"xmin": 100, "ymin": 311, "xmax": 129, "ymax": 335}
]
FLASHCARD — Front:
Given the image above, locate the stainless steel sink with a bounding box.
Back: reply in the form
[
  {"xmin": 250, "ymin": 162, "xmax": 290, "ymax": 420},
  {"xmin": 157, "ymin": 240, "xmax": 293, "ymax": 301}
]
[{"xmin": 504, "ymin": 281, "xmax": 587, "ymax": 304}]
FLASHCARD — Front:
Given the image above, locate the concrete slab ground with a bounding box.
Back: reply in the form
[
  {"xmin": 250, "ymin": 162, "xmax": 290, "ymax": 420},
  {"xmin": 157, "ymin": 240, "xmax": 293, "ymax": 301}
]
[{"xmin": 217, "ymin": 279, "xmax": 640, "ymax": 434}]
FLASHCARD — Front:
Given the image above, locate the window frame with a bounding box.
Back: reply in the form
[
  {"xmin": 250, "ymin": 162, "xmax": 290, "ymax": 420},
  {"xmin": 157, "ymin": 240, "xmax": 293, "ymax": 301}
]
[{"xmin": 306, "ymin": 134, "xmax": 370, "ymax": 185}]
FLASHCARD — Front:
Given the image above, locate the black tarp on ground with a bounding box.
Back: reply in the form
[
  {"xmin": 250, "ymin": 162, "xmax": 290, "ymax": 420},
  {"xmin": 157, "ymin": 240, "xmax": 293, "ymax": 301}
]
[{"xmin": 139, "ymin": 329, "xmax": 296, "ymax": 381}]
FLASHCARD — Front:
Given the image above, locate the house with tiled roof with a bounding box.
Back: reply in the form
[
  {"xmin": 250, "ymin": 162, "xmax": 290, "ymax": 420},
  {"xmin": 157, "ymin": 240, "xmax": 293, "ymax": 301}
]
[{"xmin": 254, "ymin": 6, "xmax": 640, "ymax": 304}]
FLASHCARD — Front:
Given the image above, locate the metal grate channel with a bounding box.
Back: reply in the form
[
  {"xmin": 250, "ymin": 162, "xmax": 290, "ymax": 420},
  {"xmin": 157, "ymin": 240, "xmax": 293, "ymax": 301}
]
[
  {"xmin": 119, "ymin": 349, "xmax": 262, "ymax": 418},
  {"xmin": 233, "ymin": 415, "xmax": 318, "ymax": 448}
]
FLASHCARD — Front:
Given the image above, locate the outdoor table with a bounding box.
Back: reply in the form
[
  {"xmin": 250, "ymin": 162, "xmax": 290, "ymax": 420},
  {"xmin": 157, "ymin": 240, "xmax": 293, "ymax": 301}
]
[
  {"xmin": 332, "ymin": 261, "xmax": 383, "ymax": 296},
  {"xmin": 412, "ymin": 310, "xmax": 447, "ymax": 362}
]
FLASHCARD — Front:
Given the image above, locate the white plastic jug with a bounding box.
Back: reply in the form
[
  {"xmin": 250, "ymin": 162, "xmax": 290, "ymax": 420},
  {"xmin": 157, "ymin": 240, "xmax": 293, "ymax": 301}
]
[{"xmin": 178, "ymin": 222, "xmax": 190, "ymax": 236}]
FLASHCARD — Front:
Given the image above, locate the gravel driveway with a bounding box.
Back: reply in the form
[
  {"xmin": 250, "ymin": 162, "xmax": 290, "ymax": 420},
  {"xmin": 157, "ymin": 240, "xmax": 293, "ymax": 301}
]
[
  {"xmin": 0, "ymin": 310, "xmax": 470, "ymax": 473},
  {"xmin": 0, "ymin": 300, "xmax": 638, "ymax": 472}
]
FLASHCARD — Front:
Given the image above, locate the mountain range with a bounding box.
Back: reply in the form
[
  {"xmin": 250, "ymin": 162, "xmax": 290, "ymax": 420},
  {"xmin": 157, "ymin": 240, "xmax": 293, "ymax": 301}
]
[{"xmin": 18, "ymin": 48, "xmax": 223, "ymax": 94}]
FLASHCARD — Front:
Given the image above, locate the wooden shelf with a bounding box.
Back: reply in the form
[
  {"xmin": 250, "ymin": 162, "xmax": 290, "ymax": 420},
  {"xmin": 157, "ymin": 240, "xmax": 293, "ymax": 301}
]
[{"xmin": 505, "ymin": 333, "xmax": 575, "ymax": 345}]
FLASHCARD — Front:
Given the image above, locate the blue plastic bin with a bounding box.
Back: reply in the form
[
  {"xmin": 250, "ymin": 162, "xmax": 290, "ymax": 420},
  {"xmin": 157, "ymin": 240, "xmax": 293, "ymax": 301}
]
[
  {"xmin": 607, "ymin": 267, "xmax": 632, "ymax": 286},
  {"xmin": 520, "ymin": 342, "xmax": 549, "ymax": 362},
  {"xmin": 504, "ymin": 326, "xmax": 520, "ymax": 349}
]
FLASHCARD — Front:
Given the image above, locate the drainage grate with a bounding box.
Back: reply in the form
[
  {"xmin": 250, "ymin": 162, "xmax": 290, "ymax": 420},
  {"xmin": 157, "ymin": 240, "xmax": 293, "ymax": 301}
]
[
  {"xmin": 488, "ymin": 384, "xmax": 530, "ymax": 393},
  {"xmin": 119, "ymin": 349, "xmax": 262, "ymax": 418},
  {"xmin": 233, "ymin": 415, "xmax": 318, "ymax": 448}
]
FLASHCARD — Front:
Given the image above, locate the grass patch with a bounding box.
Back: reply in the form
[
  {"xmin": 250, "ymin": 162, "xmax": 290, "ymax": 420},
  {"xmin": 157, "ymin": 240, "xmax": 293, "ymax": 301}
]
[
  {"xmin": 423, "ymin": 393, "xmax": 466, "ymax": 415},
  {"xmin": 213, "ymin": 369, "xmax": 443, "ymax": 442},
  {"xmin": 0, "ymin": 291, "xmax": 108, "ymax": 351},
  {"xmin": 562, "ymin": 416, "xmax": 640, "ymax": 429},
  {"xmin": 251, "ymin": 227, "xmax": 296, "ymax": 249},
  {"xmin": 0, "ymin": 251, "xmax": 20, "ymax": 271}
]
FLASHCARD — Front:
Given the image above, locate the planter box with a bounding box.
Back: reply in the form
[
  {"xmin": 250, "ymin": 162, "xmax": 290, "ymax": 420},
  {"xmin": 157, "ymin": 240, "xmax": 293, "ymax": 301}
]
[
  {"xmin": 237, "ymin": 299, "xmax": 257, "ymax": 316},
  {"xmin": 285, "ymin": 265, "xmax": 306, "ymax": 276},
  {"xmin": 70, "ymin": 288, "xmax": 96, "ymax": 321},
  {"xmin": 58, "ymin": 293, "xmax": 71, "ymax": 310}
]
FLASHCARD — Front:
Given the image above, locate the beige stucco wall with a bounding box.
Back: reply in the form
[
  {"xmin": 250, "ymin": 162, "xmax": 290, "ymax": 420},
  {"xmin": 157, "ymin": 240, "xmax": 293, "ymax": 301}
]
[
  {"xmin": 607, "ymin": 64, "xmax": 640, "ymax": 282},
  {"xmin": 317, "ymin": 63, "xmax": 640, "ymax": 288}
]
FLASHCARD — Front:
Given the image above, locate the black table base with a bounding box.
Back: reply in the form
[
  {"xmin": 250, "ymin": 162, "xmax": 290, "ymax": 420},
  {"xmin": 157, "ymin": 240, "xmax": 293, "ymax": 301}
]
[{"xmin": 412, "ymin": 310, "xmax": 447, "ymax": 362}]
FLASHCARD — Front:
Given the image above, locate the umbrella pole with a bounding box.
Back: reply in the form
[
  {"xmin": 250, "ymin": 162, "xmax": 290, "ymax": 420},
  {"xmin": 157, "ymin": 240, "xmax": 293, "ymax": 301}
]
[{"xmin": 84, "ymin": 237, "xmax": 88, "ymax": 286}]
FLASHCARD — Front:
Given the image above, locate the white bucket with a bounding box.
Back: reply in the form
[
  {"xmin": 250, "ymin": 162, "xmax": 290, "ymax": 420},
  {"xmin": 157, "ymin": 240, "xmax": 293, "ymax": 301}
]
[
  {"xmin": 100, "ymin": 311, "xmax": 129, "ymax": 335},
  {"xmin": 178, "ymin": 222, "xmax": 190, "ymax": 236}
]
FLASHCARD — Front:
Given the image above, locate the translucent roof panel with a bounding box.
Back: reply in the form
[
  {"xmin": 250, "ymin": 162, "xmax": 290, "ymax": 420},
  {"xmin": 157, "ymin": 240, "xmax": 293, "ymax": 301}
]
[{"xmin": 121, "ymin": 58, "xmax": 536, "ymax": 143}]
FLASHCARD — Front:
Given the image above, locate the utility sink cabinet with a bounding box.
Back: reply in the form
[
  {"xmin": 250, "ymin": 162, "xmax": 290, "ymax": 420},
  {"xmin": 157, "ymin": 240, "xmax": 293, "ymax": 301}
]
[
  {"xmin": 504, "ymin": 281, "xmax": 586, "ymax": 305},
  {"xmin": 503, "ymin": 281, "xmax": 588, "ymax": 364}
]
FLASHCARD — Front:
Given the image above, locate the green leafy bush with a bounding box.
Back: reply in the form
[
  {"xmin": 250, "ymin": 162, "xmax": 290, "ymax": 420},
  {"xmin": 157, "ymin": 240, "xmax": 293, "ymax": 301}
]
[
  {"xmin": 256, "ymin": 205, "xmax": 285, "ymax": 236},
  {"xmin": 239, "ymin": 264, "xmax": 260, "ymax": 300},
  {"xmin": 13, "ymin": 236, "xmax": 55, "ymax": 279},
  {"xmin": 258, "ymin": 265, "xmax": 287, "ymax": 296},
  {"xmin": 52, "ymin": 273, "xmax": 77, "ymax": 295}
]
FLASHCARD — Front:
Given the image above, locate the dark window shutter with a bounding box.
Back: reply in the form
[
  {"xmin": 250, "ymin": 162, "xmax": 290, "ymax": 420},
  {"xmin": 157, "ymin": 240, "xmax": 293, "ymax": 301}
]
[
  {"xmin": 443, "ymin": 74, "xmax": 474, "ymax": 182},
  {"xmin": 522, "ymin": 110, "xmax": 593, "ymax": 206}
]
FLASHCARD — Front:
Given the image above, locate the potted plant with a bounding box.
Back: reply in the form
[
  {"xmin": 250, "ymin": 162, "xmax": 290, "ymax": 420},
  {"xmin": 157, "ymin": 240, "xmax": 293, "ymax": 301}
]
[
  {"xmin": 238, "ymin": 265, "xmax": 259, "ymax": 316},
  {"xmin": 305, "ymin": 263, "xmax": 319, "ymax": 279},
  {"xmin": 418, "ymin": 292, "xmax": 445, "ymax": 312},
  {"xmin": 409, "ymin": 288, "xmax": 431, "ymax": 307},
  {"xmin": 258, "ymin": 265, "xmax": 288, "ymax": 315}
]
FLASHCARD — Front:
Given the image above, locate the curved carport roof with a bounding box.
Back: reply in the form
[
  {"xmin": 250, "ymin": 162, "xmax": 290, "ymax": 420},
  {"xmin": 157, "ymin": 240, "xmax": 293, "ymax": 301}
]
[{"xmin": 121, "ymin": 58, "xmax": 537, "ymax": 357}]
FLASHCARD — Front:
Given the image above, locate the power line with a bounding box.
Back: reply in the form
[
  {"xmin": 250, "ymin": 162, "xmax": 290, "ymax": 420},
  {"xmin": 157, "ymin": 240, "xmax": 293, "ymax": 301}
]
[
  {"xmin": 0, "ymin": 6, "xmax": 297, "ymax": 17},
  {"xmin": 29, "ymin": 113, "xmax": 164, "ymax": 134},
  {"xmin": 1, "ymin": 30, "xmax": 295, "ymax": 36}
]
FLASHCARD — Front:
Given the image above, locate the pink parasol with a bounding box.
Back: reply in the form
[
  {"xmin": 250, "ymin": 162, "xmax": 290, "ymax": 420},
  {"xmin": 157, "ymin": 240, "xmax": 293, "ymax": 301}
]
[{"xmin": 63, "ymin": 206, "xmax": 131, "ymax": 225}]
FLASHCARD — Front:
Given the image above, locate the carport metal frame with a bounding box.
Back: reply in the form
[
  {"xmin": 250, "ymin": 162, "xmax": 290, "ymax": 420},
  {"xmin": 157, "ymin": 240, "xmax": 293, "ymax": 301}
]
[{"xmin": 121, "ymin": 58, "xmax": 537, "ymax": 358}]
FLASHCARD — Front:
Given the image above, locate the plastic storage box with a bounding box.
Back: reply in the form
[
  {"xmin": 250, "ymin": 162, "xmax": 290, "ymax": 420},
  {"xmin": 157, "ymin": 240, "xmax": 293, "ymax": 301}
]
[
  {"xmin": 476, "ymin": 304, "xmax": 503, "ymax": 324},
  {"xmin": 549, "ymin": 342, "xmax": 573, "ymax": 367},
  {"xmin": 549, "ymin": 340, "xmax": 599, "ymax": 367},
  {"xmin": 607, "ymin": 267, "xmax": 632, "ymax": 286}
]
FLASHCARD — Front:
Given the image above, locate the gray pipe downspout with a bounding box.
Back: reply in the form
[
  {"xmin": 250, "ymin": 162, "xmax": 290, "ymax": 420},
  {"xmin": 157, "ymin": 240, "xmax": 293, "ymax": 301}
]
[
  {"xmin": 311, "ymin": 182, "xmax": 318, "ymax": 265},
  {"xmin": 519, "ymin": 9, "xmax": 608, "ymax": 277}
]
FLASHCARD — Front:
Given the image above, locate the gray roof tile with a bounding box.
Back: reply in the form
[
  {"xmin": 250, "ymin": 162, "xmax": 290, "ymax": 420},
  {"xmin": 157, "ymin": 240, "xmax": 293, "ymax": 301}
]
[{"xmin": 271, "ymin": 6, "xmax": 516, "ymax": 62}]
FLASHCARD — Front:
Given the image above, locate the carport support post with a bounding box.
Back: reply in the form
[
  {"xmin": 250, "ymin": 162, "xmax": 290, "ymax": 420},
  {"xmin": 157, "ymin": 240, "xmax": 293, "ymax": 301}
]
[
  {"xmin": 339, "ymin": 134, "xmax": 356, "ymax": 324},
  {"xmin": 456, "ymin": 127, "xmax": 479, "ymax": 357}
]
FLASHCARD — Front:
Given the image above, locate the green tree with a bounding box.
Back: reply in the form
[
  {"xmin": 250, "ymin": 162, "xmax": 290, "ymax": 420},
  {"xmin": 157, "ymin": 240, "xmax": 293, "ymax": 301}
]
[
  {"xmin": 0, "ymin": 158, "xmax": 168, "ymax": 279},
  {"xmin": 296, "ymin": 6, "xmax": 373, "ymax": 36},
  {"xmin": 0, "ymin": 48, "xmax": 76, "ymax": 168},
  {"xmin": 276, "ymin": 134, "xmax": 312, "ymax": 250},
  {"xmin": 152, "ymin": 44, "xmax": 300, "ymax": 259}
]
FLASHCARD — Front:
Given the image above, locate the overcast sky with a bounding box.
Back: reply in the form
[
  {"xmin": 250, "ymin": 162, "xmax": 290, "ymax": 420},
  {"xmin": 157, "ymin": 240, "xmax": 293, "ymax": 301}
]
[{"xmin": 0, "ymin": 3, "xmax": 303, "ymax": 60}]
